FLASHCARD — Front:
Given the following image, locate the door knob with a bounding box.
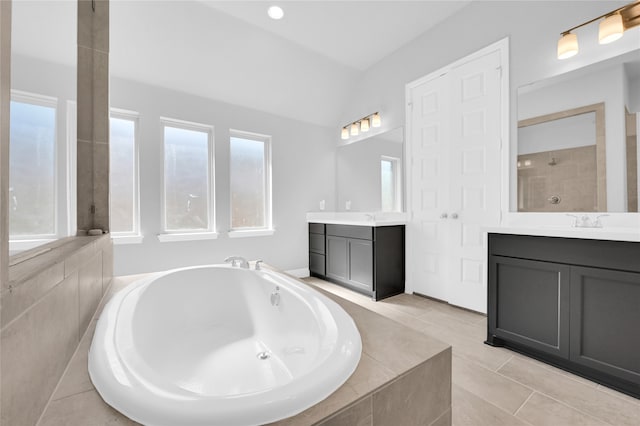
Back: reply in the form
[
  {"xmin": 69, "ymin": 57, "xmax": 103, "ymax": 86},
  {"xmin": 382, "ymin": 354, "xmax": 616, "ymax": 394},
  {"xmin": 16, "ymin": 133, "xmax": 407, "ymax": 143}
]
[
  {"xmin": 440, "ymin": 213, "xmax": 448, "ymax": 219},
  {"xmin": 451, "ymin": 213, "xmax": 459, "ymax": 219}
]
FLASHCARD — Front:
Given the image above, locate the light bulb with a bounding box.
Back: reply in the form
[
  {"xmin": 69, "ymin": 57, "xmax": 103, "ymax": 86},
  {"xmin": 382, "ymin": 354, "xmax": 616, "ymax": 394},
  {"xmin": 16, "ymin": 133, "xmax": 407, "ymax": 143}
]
[
  {"xmin": 350, "ymin": 122, "xmax": 359, "ymax": 136},
  {"xmin": 557, "ymin": 33, "xmax": 578, "ymax": 59},
  {"xmin": 341, "ymin": 127, "xmax": 349, "ymax": 140},
  {"xmin": 371, "ymin": 113, "xmax": 381, "ymax": 128},
  {"xmin": 267, "ymin": 5, "xmax": 284, "ymax": 20},
  {"xmin": 599, "ymin": 14, "xmax": 623, "ymax": 44},
  {"xmin": 360, "ymin": 118, "xmax": 370, "ymax": 132}
]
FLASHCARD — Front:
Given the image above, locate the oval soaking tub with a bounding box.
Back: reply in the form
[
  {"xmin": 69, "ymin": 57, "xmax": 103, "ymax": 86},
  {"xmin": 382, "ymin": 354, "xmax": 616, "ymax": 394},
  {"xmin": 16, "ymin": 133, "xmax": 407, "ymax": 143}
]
[{"xmin": 89, "ymin": 265, "xmax": 362, "ymax": 426}]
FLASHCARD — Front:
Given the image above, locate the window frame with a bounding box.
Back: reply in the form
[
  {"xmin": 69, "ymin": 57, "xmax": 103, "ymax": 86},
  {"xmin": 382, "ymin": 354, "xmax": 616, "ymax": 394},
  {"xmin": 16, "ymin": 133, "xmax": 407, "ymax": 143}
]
[
  {"xmin": 381, "ymin": 155, "xmax": 402, "ymax": 213},
  {"xmin": 9, "ymin": 90, "xmax": 64, "ymax": 251},
  {"xmin": 159, "ymin": 117, "xmax": 216, "ymax": 241},
  {"xmin": 109, "ymin": 108, "xmax": 142, "ymax": 244},
  {"xmin": 228, "ymin": 129, "xmax": 273, "ymax": 238}
]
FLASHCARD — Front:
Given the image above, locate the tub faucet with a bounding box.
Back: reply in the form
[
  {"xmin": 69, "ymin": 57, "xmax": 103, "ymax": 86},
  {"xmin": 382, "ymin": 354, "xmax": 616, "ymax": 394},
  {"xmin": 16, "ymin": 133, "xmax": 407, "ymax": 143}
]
[{"xmin": 224, "ymin": 256, "xmax": 250, "ymax": 269}]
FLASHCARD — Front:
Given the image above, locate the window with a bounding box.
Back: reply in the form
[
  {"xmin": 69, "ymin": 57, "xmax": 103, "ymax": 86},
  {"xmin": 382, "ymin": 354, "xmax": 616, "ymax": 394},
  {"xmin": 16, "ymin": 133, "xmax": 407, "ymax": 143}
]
[
  {"xmin": 9, "ymin": 92, "xmax": 58, "ymax": 240},
  {"xmin": 161, "ymin": 118, "xmax": 215, "ymax": 237},
  {"xmin": 109, "ymin": 109, "xmax": 140, "ymax": 241},
  {"xmin": 381, "ymin": 156, "xmax": 401, "ymax": 212},
  {"xmin": 229, "ymin": 130, "xmax": 272, "ymax": 234}
]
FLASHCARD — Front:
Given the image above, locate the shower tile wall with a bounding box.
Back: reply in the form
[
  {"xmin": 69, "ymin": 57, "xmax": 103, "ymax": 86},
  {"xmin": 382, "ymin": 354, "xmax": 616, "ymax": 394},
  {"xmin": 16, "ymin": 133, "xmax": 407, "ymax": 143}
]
[
  {"xmin": 517, "ymin": 145, "xmax": 599, "ymax": 212},
  {"xmin": 0, "ymin": 235, "xmax": 113, "ymax": 426}
]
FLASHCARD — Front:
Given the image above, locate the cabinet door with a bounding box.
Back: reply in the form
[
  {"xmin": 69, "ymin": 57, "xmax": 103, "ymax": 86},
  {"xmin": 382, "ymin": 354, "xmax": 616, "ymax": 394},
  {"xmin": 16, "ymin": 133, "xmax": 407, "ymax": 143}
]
[
  {"xmin": 489, "ymin": 256, "xmax": 570, "ymax": 358},
  {"xmin": 326, "ymin": 235, "xmax": 348, "ymax": 281},
  {"xmin": 570, "ymin": 267, "xmax": 640, "ymax": 385},
  {"xmin": 348, "ymin": 239, "xmax": 373, "ymax": 292}
]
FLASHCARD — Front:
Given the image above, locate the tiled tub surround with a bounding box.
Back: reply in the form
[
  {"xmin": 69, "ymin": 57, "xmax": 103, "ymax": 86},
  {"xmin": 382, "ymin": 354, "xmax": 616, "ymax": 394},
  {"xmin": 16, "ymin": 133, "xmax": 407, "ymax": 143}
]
[
  {"xmin": 1, "ymin": 235, "xmax": 113, "ymax": 426},
  {"xmin": 38, "ymin": 273, "xmax": 452, "ymax": 426}
]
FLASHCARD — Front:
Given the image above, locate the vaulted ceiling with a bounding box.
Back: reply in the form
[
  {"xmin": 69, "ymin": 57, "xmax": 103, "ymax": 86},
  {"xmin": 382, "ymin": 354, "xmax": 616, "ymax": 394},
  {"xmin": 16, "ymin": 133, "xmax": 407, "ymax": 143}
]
[{"xmin": 13, "ymin": 1, "xmax": 473, "ymax": 127}]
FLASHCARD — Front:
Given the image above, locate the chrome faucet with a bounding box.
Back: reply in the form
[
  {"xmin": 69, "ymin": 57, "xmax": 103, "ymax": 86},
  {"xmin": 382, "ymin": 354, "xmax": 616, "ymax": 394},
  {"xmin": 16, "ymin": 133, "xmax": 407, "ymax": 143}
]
[{"xmin": 224, "ymin": 256, "xmax": 250, "ymax": 269}]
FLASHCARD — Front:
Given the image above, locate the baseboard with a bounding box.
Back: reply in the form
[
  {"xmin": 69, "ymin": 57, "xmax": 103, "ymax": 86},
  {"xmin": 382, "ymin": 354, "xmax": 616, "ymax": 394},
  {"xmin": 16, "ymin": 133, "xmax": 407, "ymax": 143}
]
[{"xmin": 285, "ymin": 268, "xmax": 310, "ymax": 278}]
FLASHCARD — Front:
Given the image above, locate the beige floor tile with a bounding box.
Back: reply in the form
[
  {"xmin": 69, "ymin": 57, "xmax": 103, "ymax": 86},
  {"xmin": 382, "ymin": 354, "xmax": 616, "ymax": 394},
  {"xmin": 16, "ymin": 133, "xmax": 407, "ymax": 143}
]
[
  {"xmin": 512, "ymin": 353, "xmax": 599, "ymax": 389},
  {"xmin": 498, "ymin": 356, "xmax": 640, "ymax": 426},
  {"xmin": 52, "ymin": 320, "xmax": 98, "ymax": 400},
  {"xmin": 38, "ymin": 390, "xmax": 139, "ymax": 426},
  {"xmin": 453, "ymin": 354, "xmax": 533, "ymax": 414},
  {"xmin": 596, "ymin": 384, "xmax": 640, "ymax": 406},
  {"xmin": 452, "ymin": 385, "xmax": 529, "ymax": 426},
  {"xmin": 515, "ymin": 392, "xmax": 610, "ymax": 426}
]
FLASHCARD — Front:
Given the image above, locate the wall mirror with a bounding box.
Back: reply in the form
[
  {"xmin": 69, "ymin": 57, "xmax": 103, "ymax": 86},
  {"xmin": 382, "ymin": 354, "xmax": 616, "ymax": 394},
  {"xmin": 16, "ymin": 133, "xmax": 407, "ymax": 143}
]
[
  {"xmin": 515, "ymin": 49, "xmax": 639, "ymax": 212},
  {"xmin": 336, "ymin": 127, "xmax": 404, "ymax": 212},
  {"xmin": 9, "ymin": 0, "xmax": 77, "ymax": 255}
]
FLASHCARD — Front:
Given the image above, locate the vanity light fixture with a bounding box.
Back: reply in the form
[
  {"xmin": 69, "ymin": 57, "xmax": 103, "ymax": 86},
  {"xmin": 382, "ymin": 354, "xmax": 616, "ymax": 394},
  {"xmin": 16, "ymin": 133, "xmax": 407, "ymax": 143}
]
[
  {"xmin": 340, "ymin": 112, "xmax": 381, "ymax": 141},
  {"xmin": 557, "ymin": 1, "xmax": 640, "ymax": 59}
]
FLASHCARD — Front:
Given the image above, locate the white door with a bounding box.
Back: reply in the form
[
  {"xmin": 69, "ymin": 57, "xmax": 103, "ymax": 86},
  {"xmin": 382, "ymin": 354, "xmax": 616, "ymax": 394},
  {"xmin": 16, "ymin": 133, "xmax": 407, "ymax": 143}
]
[
  {"xmin": 447, "ymin": 50, "xmax": 502, "ymax": 312},
  {"xmin": 407, "ymin": 43, "xmax": 506, "ymax": 313},
  {"xmin": 408, "ymin": 73, "xmax": 451, "ymax": 302}
]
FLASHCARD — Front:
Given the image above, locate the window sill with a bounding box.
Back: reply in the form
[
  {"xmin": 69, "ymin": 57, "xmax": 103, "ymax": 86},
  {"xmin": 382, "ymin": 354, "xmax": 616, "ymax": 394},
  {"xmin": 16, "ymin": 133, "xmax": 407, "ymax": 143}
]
[
  {"xmin": 112, "ymin": 234, "xmax": 144, "ymax": 245},
  {"xmin": 157, "ymin": 232, "xmax": 219, "ymax": 243},
  {"xmin": 228, "ymin": 229, "xmax": 275, "ymax": 239}
]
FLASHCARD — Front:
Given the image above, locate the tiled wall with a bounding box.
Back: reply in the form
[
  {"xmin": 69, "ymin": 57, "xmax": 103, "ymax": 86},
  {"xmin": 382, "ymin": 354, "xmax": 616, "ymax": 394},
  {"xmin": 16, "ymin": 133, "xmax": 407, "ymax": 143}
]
[
  {"xmin": 77, "ymin": 0, "xmax": 110, "ymax": 232},
  {"xmin": 0, "ymin": 235, "xmax": 113, "ymax": 426},
  {"xmin": 317, "ymin": 349, "xmax": 452, "ymax": 426},
  {"xmin": 517, "ymin": 145, "xmax": 600, "ymax": 212}
]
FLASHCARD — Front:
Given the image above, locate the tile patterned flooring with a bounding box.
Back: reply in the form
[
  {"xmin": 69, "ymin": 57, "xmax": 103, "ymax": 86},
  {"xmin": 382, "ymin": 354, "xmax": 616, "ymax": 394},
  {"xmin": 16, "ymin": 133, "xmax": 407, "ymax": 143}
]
[
  {"xmin": 304, "ymin": 278, "xmax": 640, "ymax": 426},
  {"xmin": 37, "ymin": 275, "xmax": 640, "ymax": 426}
]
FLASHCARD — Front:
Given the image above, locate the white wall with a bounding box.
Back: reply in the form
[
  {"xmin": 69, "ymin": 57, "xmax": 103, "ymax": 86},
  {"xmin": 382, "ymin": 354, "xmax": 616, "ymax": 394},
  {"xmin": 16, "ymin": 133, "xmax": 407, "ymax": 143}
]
[
  {"xmin": 336, "ymin": 0, "xmax": 638, "ymax": 218},
  {"xmin": 336, "ymin": 137, "xmax": 403, "ymax": 212},
  {"xmin": 111, "ymin": 78, "xmax": 336, "ymax": 276}
]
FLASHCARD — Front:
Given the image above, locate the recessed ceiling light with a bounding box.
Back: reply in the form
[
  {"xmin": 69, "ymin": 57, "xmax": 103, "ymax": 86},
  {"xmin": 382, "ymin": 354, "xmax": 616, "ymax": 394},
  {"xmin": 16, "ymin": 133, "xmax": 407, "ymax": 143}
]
[{"xmin": 268, "ymin": 5, "xmax": 284, "ymax": 20}]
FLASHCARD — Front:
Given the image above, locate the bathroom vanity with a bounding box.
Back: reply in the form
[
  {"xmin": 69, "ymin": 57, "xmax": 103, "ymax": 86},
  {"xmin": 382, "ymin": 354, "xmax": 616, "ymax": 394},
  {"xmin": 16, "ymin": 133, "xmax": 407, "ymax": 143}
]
[
  {"xmin": 486, "ymin": 229, "xmax": 640, "ymax": 398},
  {"xmin": 308, "ymin": 214, "xmax": 405, "ymax": 301}
]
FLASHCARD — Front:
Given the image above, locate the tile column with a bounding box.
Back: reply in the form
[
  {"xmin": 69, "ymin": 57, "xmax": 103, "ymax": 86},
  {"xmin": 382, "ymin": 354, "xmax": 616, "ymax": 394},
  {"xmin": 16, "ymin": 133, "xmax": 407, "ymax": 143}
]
[{"xmin": 77, "ymin": 0, "xmax": 109, "ymax": 233}]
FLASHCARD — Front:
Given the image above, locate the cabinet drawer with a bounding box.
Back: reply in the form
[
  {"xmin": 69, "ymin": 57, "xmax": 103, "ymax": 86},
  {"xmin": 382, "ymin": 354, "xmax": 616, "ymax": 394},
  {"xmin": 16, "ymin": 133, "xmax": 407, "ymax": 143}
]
[
  {"xmin": 309, "ymin": 223, "xmax": 325, "ymax": 235},
  {"xmin": 309, "ymin": 233, "xmax": 325, "ymax": 254},
  {"xmin": 326, "ymin": 224, "xmax": 373, "ymax": 240}
]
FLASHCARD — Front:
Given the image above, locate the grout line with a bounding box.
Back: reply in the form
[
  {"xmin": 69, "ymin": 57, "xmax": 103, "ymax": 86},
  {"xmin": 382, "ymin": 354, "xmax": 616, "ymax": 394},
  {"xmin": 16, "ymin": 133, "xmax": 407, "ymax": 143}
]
[
  {"xmin": 494, "ymin": 354, "xmax": 514, "ymax": 372},
  {"xmin": 513, "ymin": 391, "xmax": 536, "ymax": 417},
  {"xmin": 493, "ymin": 365, "xmax": 620, "ymax": 426}
]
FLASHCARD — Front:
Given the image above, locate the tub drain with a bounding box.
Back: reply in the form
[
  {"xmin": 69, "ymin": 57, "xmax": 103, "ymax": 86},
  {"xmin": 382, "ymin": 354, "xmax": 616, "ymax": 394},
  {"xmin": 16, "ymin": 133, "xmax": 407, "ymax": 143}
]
[{"xmin": 257, "ymin": 351, "xmax": 271, "ymax": 360}]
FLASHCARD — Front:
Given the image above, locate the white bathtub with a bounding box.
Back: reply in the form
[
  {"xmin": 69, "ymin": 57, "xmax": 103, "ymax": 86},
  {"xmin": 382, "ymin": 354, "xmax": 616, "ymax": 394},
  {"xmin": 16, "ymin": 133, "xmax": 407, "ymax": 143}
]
[{"xmin": 89, "ymin": 265, "xmax": 362, "ymax": 426}]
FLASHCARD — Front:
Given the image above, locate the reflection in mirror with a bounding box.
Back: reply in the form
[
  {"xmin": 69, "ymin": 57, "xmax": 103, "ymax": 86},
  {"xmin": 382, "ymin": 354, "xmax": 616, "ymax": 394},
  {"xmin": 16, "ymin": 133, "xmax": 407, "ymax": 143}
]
[
  {"xmin": 517, "ymin": 104, "xmax": 606, "ymax": 212},
  {"xmin": 9, "ymin": 1, "xmax": 77, "ymax": 254},
  {"xmin": 336, "ymin": 127, "xmax": 404, "ymax": 212},
  {"xmin": 516, "ymin": 49, "xmax": 640, "ymax": 212}
]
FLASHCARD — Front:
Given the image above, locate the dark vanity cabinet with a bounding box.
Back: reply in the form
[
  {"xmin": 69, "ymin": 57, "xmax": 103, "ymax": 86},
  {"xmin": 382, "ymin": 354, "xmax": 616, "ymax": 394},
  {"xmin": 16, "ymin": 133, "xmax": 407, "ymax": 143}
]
[
  {"xmin": 487, "ymin": 233, "xmax": 640, "ymax": 398},
  {"xmin": 309, "ymin": 223, "xmax": 405, "ymax": 301}
]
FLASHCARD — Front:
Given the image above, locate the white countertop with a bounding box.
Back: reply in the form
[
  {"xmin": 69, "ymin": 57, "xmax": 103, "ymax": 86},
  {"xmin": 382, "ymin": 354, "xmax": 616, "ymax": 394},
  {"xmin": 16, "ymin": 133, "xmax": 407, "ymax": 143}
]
[
  {"xmin": 306, "ymin": 212, "xmax": 407, "ymax": 227},
  {"xmin": 485, "ymin": 226, "xmax": 640, "ymax": 242}
]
